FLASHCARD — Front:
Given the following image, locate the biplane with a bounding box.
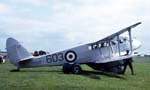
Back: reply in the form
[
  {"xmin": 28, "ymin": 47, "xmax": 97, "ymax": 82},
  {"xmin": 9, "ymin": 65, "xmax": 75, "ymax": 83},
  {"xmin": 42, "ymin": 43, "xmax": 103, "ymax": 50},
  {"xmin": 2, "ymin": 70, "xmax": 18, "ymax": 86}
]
[{"xmin": 6, "ymin": 22, "xmax": 141, "ymax": 74}]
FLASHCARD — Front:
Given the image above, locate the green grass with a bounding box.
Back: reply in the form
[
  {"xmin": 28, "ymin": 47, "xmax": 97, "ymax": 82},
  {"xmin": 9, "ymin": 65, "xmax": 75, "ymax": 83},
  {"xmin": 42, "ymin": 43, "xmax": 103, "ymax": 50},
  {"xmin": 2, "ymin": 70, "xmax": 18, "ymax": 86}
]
[{"xmin": 0, "ymin": 57, "xmax": 150, "ymax": 90}]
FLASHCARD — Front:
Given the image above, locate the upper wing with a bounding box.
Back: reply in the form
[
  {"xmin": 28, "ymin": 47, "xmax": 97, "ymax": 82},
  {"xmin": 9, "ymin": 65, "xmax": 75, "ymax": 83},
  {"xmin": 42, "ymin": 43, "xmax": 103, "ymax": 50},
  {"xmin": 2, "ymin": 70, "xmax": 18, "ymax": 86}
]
[
  {"xmin": 95, "ymin": 22, "xmax": 141, "ymax": 43},
  {"xmin": 87, "ymin": 22, "xmax": 141, "ymax": 63}
]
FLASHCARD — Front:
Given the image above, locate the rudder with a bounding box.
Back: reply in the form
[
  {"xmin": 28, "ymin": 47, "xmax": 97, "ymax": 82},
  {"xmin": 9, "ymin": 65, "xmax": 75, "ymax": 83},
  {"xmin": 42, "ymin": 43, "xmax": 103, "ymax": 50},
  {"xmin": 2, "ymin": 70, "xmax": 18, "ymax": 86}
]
[{"xmin": 6, "ymin": 37, "xmax": 32, "ymax": 66}]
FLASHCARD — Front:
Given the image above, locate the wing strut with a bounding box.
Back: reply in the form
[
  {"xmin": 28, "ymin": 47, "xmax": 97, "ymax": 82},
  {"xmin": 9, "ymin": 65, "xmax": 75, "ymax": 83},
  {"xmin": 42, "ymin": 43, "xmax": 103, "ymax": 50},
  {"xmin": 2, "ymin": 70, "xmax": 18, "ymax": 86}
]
[
  {"xmin": 117, "ymin": 35, "xmax": 121, "ymax": 56},
  {"xmin": 128, "ymin": 28, "xmax": 133, "ymax": 55}
]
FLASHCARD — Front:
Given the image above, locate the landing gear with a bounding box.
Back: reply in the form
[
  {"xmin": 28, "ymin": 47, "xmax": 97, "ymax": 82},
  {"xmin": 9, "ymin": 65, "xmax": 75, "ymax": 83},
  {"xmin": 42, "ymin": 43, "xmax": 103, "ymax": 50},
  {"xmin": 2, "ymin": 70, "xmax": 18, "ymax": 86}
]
[
  {"xmin": 62, "ymin": 63, "xmax": 82, "ymax": 74},
  {"xmin": 72, "ymin": 64, "xmax": 82, "ymax": 74},
  {"xmin": 62, "ymin": 63, "xmax": 73, "ymax": 74},
  {"xmin": 111, "ymin": 65, "xmax": 125, "ymax": 74}
]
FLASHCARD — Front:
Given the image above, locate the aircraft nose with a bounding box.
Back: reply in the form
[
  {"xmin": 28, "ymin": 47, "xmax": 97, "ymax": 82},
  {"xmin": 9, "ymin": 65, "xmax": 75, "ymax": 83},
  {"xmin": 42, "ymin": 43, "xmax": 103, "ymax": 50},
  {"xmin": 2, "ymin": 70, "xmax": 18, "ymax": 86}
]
[{"xmin": 132, "ymin": 39, "xmax": 141, "ymax": 50}]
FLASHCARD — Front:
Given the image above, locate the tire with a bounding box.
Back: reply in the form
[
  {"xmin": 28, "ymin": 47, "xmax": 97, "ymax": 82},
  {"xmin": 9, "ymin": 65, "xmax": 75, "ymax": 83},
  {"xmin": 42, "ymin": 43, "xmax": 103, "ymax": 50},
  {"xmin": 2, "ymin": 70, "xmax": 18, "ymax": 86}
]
[
  {"xmin": 62, "ymin": 63, "xmax": 73, "ymax": 74},
  {"xmin": 72, "ymin": 64, "xmax": 82, "ymax": 74}
]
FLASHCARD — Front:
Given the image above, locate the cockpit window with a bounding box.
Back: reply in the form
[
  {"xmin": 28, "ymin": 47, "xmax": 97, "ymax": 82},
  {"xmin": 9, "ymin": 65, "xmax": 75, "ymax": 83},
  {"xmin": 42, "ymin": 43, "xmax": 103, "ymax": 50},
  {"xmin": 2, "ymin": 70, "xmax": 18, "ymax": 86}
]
[
  {"xmin": 123, "ymin": 38, "xmax": 127, "ymax": 41},
  {"xmin": 119, "ymin": 39, "xmax": 124, "ymax": 44}
]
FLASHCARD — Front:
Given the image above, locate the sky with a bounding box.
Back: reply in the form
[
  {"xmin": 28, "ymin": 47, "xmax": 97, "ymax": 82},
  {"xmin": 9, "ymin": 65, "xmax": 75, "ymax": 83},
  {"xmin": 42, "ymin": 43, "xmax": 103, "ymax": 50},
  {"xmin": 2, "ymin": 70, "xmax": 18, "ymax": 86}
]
[{"xmin": 0, "ymin": 0, "xmax": 149, "ymax": 54}]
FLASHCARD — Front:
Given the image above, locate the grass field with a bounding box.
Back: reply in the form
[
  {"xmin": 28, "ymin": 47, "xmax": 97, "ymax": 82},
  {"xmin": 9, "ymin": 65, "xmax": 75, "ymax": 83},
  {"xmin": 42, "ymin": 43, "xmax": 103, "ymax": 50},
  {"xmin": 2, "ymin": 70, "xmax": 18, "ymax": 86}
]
[{"xmin": 0, "ymin": 57, "xmax": 150, "ymax": 90}]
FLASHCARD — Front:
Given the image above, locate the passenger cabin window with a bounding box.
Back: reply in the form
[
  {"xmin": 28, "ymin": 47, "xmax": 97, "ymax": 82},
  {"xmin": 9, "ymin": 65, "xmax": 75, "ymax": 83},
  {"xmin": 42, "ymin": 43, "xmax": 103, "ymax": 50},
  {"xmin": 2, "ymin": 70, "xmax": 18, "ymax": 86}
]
[
  {"xmin": 98, "ymin": 43, "xmax": 101, "ymax": 48},
  {"xmin": 106, "ymin": 43, "xmax": 109, "ymax": 47},
  {"xmin": 89, "ymin": 42, "xmax": 110, "ymax": 50},
  {"xmin": 101, "ymin": 42, "xmax": 109, "ymax": 47},
  {"xmin": 88, "ymin": 46, "xmax": 92, "ymax": 50},
  {"xmin": 88, "ymin": 44, "xmax": 98, "ymax": 50},
  {"xmin": 104, "ymin": 42, "xmax": 109, "ymax": 47},
  {"xmin": 93, "ymin": 44, "xmax": 98, "ymax": 49}
]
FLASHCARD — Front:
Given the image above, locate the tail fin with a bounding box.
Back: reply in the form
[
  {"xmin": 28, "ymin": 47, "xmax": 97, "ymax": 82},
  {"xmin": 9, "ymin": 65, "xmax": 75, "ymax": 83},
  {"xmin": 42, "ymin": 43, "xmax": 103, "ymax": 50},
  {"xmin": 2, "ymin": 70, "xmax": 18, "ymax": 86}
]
[{"xmin": 6, "ymin": 37, "xmax": 32, "ymax": 65}]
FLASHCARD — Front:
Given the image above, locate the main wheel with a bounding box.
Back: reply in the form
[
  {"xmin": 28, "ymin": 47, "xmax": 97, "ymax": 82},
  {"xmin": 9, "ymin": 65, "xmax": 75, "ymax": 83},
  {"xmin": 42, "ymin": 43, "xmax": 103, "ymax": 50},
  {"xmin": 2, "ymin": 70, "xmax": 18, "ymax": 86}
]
[
  {"xmin": 62, "ymin": 63, "xmax": 73, "ymax": 74},
  {"xmin": 71, "ymin": 64, "xmax": 82, "ymax": 74}
]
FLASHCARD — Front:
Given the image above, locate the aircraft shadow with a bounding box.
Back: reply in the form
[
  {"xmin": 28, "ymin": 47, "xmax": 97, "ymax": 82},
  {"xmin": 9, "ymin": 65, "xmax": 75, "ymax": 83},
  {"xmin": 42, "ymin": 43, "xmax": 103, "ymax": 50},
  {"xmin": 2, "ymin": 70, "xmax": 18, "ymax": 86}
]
[
  {"xmin": 80, "ymin": 71, "xmax": 101, "ymax": 80},
  {"xmin": 10, "ymin": 69, "xmax": 126, "ymax": 80},
  {"xmin": 10, "ymin": 69, "xmax": 62, "ymax": 73},
  {"xmin": 80, "ymin": 70, "xmax": 126, "ymax": 80}
]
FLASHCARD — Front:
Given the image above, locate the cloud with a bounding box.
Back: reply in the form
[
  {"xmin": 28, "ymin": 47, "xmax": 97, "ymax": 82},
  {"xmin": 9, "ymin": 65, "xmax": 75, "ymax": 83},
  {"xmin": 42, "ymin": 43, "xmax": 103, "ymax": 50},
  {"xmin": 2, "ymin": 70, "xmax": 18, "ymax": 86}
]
[
  {"xmin": 0, "ymin": 0, "xmax": 150, "ymax": 53},
  {"xmin": 18, "ymin": 8, "xmax": 32, "ymax": 13},
  {"xmin": 46, "ymin": 0, "xmax": 143, "ymax": 42},
  {"xmin": 12, "ymin": 0, "xmax": 49, "ymax": 6},
  {"xmin": 0, "ymin": 3, "xmax": 12, "ymax": 14}
]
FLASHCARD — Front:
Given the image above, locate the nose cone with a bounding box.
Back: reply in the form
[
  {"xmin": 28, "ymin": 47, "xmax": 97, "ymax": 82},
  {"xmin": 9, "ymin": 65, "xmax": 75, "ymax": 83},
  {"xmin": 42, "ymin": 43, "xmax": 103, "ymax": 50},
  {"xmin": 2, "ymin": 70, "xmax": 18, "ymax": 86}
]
[{"xmin": 132, "ymin": 39, "xmax": 141, "ymax": 50}]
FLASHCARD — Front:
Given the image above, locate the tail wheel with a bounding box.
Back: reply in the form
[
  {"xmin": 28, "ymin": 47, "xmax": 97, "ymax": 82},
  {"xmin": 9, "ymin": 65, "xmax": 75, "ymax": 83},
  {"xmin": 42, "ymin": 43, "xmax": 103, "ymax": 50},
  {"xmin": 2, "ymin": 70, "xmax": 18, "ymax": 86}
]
[{"xmin": 72, "ymin": 64, "xmax": 82, "ymax": 74}]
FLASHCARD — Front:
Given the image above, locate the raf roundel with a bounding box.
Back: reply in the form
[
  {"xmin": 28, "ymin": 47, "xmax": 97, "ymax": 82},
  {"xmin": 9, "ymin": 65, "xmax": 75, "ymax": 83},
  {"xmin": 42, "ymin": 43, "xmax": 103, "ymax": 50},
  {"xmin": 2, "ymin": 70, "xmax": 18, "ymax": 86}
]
[{"xmin": 65, "ymin": 50, "xmax": 77, "ymax": 63}]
